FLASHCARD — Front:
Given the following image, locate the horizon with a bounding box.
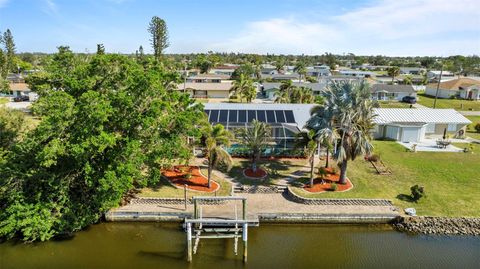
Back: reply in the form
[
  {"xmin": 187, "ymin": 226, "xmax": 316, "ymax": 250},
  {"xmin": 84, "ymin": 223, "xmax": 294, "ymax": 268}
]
[{"xmin": 0, "ymin": 0, "xmax": 479, "ymax": 57}]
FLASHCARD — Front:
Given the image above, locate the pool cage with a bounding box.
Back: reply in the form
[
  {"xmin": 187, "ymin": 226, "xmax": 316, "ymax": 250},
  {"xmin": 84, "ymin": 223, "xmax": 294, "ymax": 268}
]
[{"xmin": 205, "ymin": 109, "xmax": 306, "ymax": 157}]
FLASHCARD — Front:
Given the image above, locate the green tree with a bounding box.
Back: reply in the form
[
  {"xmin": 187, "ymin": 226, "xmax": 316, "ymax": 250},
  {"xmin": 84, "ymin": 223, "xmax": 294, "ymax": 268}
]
[
  {"xmin": 0, "ymin": 53, "xmax": 203, "ymax": 242},
  {"xmin": 231, "ymin": 74, "xmax": 256, "ymax": 102},
  {"xmin": 308, "ymin": 81, "xmax": 375, "ymax": 184},
  {"xmin": 203, "ymin": 124, "xmax": 233, "ymax": 188},
  {"xmin": 96, "ymin": 44, "xmax": 105, "ymax": 55},
  {"xmin": 294, "ymin": 62, "xmax": 307, "ymax": 83},
  {"xmin": 0, "ymin": 107, "xmax": 27, "ymax": 150},
  {"xmin": 237, "ymin": 120, "xmax": 271, "ymax": 173},
  {"xmin": 2, "ymin": 29, "xmax": 16, "ymax": 73},
  {"xmin": 403, "ymin": 75, "xmax": 413, "ymax": 85},
  {"xmin": 295, "ymin": 130, "xmax": 317, "ymax": 187},
  {"xmin": 387, "ymin": 66, "xmax": 400, "ymax": 83},
  {"xmin": 148, "ymin": 16, "xmax": 169, "ymax": 61}
]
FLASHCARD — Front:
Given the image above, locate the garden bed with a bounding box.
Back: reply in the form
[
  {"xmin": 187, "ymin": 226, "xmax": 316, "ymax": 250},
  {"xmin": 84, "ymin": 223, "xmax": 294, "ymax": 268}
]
[
  {"xmin": 162, "ymin": 165, "xmax": 219, "ymax": 192},
  {"xmin": 243, "ymin": 167, "xmax": 268, "ymax": 179}
]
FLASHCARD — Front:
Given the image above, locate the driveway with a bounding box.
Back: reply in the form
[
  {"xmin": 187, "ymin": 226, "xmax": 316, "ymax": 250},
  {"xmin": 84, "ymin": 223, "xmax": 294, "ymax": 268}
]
[{"xmin": 3, "ymin": 101, "xmax": 32, "ymax": 112}]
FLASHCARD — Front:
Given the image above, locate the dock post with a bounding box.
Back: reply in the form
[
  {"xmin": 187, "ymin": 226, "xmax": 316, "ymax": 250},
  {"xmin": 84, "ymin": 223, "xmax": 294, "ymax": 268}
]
[
  {"xmin": 242, "ymin": 223, "xmax": 248, "ymax": 263},
  {"xmin": 242, "ymin": 199, "xmax": 247, "ymax": 220},
  {"xmin": 193, "ymin": 199, "xmax": 198, "ymax": 219},
  {"xmin": 187, "ymin": 222, "xmax": 192, "ymax": 262}
]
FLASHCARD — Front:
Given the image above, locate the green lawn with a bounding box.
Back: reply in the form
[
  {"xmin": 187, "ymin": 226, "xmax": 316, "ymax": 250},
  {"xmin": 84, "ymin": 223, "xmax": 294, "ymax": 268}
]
[
  {"xmin": 228, "ymin": 158, "xmax": 309, "ymax": 186},
  {"xmin": 466, "ymin": 116, "xmax": 480, "ymax": 139},
  {"xmin": 0, "ymin": 97, "xmax": 9, "ymax": 105},
  {"xmin": 377, "ymin": 101, "xmax": 412, "ymax": 108},
  {"xmin": 291, "ymin": 141, "xmax": 480, "ymax": 217},
  {"xmin": 138, "ymin": 167, "xmax": 232, "ymax": 198},
  {"xmin": 417, "ymin": 93, "xmax": 480, "ymax": 111}
]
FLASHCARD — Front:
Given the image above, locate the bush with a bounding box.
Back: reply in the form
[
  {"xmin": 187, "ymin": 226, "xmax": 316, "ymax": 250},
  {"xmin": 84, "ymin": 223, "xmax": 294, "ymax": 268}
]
[
  {"xmin": 184, "ymin": 173, "xmax": 192, "ymax": 180},
  {"xmin": 410, "ymin": 185, "xmax": 425, "ymax": 202},
  {"xmin": 367, "ymin": 154, "xmax": 380, "ymax": 162},
  {"xmin": 330, "ymin": 182, "xmax": 337, "ymax": 191},
  {"xmin": 318, "ymin": 167, "xmax": 328, "ymax": 179},
  {"xmin": 475, "ymin": 123, "xmax": 480, "ymax": 133}
]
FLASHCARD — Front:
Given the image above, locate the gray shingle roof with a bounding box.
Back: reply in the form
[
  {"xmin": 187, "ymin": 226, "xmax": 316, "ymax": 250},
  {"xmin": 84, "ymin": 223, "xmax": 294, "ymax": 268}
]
[{"xmin": 371, "ymin": 84, "xmax": 415, "ymax": 93}]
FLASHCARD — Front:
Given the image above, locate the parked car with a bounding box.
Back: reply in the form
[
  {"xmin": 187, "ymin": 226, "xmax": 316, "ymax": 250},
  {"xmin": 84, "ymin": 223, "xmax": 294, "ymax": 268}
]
[
  {"xmin": 13, "ymin": 95, "xmax": 29, "ymax": 102},
  {"xmin": 402, "ymin": 96, "xmax": 417, "ymax": 104}
]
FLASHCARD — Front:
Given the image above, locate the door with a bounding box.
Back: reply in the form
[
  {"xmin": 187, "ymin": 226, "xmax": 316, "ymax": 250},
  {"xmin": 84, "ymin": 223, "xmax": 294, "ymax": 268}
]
[{"xmin": 402, "ymin": 127, "xmax": 420, "ymax": 142}]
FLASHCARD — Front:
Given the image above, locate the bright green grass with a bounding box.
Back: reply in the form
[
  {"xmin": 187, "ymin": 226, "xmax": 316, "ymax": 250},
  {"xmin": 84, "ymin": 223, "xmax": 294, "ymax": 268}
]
[
  {"xmin": 138, "ymin": 167, "xmax": 232, "ymax": 198},
  {"xmin": 377, "ymin": 101, "xmax": 412, "ymax": 108},
  {"xmin": 417, "ymin": 93, "xmax": 480, "ymax": 111},
  {"xmin": 291, "ymin": 141, "xmax": 480, "ymax": 217},
  {"xmin": 228, "ymin": 158, "xmax": 309, "ymax": 186},
  {"xmin": 466, "ymin": 116, "xmax": 480, "ymax": 139},
  {"xmin": 0, "ymin": 97, "xmax": 8, "ymax": 105}
]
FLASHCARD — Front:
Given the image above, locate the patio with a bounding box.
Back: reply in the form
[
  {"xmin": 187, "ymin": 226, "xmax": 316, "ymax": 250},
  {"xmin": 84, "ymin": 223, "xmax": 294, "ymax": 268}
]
[{"xmin": 397, "ymin": 139, "xmax": 466, "ymax": 152}]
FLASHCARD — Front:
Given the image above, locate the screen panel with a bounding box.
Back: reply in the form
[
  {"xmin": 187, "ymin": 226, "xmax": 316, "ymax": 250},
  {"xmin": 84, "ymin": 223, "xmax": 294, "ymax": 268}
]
[
  {"xmin": 266, "ymin": 110, "xmax": 276, "ymax": 123},
  {"xmin": 228, "ymin": 110, "xmax": 238, "ymax": 123},
  {"xmin": 275, "ymin": 110, "xmax": 286, "ymax": 123},
  {"xmin": 238, "ymin": 110, "xmax": 247, "ymax": 122},
  {"xmin": 257, "ymin": 110, "xmax": 266, "ymax": 122},
  {"xmin": 247, "ymin": 110, "xmax": 256, "ymax": 122},
  {"xmin": 284, "ymin": 110, "xmax": 295, "ymax": 123},
  {"xmin": 209, "ymin": 110, "xmax": 219, "ymax": 122},
  {"xmin": 219, "ymin": 110, "xmax": 228, "ymax": 122}
]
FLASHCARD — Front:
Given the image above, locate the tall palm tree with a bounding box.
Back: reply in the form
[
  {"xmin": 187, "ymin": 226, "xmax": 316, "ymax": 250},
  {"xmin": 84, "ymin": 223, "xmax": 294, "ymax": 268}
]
[
  {"xmin": 403, "ymin": 75, "xmax": 413, "ymax": 85},
  {"xmin": 237, "ymin": 120, "xmax": 271, "ymax": 173},
  {"xmin": 203, "ymin": 124, "xmax": 234, "ymax": 188},
  {"xmin": 230, "ymin": 74, "xmax": 256, "ymax": 103},
  {"xmin": 294, "ymin": 130, "xmax": 317, "ymax": 187},
  {"xmin": 306, "ymin": 106, "xmax": 337, "ymax": 168},
  {"xmin": 387, "ymin": 66, "xmax": 400, "ymax": 84},
  {"xmin": 308, "ymin": 81, "xmax": 375, "ymax": 184},
  {"xmin": 294, "ymin": 62, "xmax": 307, "ymax": 83}
]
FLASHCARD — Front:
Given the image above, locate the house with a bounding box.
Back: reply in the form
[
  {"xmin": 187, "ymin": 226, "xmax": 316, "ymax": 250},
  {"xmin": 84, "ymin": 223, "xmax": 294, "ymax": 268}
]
[
  {"xmin": 372, "ymin": 108, "xmax": 471, "ymax": 142},
  {"xmin": 261, "ymin": 82, "xmax": 326, "ymax": 100},
  {"xmin": 427, "ymin": 70, "xmax": 455, "ymax": 81},
  {"xmin": 400, "ymin": 67, "xmax": 426, "ymax": 75},
  {"xmin": 208, "ymin": 65, "xmax": 239, "ymax": 77},
  {"xmin": 203, "ymin": 103, "xmax": 317, "ymax": 152},
  {"xmin": 260, "ymin": 64, "xmax": 278, "ymax": 75},
  {"xmin": 177, "ymin": 75, "xmax": 233, "ymax": 99},
  {"xmin": 370, "ymin": 84, "xmax": 416, "ymax": 101},
  {"xmin": 424, "ymin": 78, "xmax": 480, "ymax": 100},
  {"xmin": 261, "ymin": 73, "xmax": 300, "ymax": 81},
  {"xmin": 306, "ymin": 65, "xmax": 331, "ymax": 77},
  {"xmin": 338, "ymin": 70, "xmax": 374, "ymax": 78}
]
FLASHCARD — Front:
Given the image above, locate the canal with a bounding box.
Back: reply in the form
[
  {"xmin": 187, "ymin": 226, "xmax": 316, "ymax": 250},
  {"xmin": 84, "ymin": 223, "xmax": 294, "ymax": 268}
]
[{"xmin": 1, "ymin": 223, "xmax": 479, "ymax": 269}]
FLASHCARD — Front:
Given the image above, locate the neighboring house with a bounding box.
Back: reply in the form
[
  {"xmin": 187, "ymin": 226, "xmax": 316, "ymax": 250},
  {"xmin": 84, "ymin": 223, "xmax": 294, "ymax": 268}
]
[
  {"xmin": 306, "ymin": 65, "xmax": 331, "ymax": 77},
  {"xmin": 261, "ymin": 73, "xmax": 300, "ymax": 81},
  {"xmin": 177, "ymin": 75, "xmax": 233, "ymax": 98},
  {"xmin": 427, "ymin": 70, "xmax": 455, "ymax": 80},
  {"xmin": 261, "ymin": 82, "xmax": 326, "ymax": 100},
  {"xmin": 1, "ymin": 82, "xmax": 38, "ymax": 101},
  {"xmin": 208, "ymin": 65, "xmax": 239, "ymax": 77},
  {"xmin": 424, "ymin": 78, "xmax": 480, "ymax": 100},
  {"xmin": 372, "ymin": 108, "xmax": 471, "ymax": 142},
  {"xmin": 370, "ymin": 84, "xmax": 416, "ymax": 101},
  {"xmin": 203, "ymin": 103, "xmax": 317, "ymax": 151},
  {"xmin": 338, "ymin": 70, "xmax": 374, "ymax": 78},
  {"xmin": 400, "ymin": 67, "xmax": 426, "ymax": 75},
  {"xmin": 6, "ymin": 73, "xmax": 25, "ymax": 83},
  {"xmin": 260, "ymin": 64, "xmax": 278, "ymax": 75}
]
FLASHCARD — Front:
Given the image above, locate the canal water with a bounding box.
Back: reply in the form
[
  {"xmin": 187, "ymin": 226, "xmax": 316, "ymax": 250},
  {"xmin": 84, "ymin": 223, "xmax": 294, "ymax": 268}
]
[{"xmin": 0, "ymin": 223, "xmax": 479, "ymax": 269}]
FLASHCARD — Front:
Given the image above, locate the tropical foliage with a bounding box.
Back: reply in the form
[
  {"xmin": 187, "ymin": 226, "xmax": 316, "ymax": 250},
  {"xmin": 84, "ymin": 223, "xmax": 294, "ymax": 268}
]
[
  {"xmin": 294, "ymin": 130, "xmax": 317, "ymax": 187},
  {"xmin": 237, "ymin": 120, "xmax": 271, "ymax": 172},
  {"xmin": 202, "ymin": 124, "xmax": 234, "ymax": 188},
  {"xmin": 231, "ymin": 74, "xmax": 256, "ymax": 102}
]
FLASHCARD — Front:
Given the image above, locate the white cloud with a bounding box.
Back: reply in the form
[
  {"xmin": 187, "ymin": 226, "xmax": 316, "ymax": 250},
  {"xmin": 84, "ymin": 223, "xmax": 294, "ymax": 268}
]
[
  {"xmin": 209, "ymin": 0, "xmax": 480, "ymax": 56},
  {"xmin": 42, "ymin": 0, "xmax": 59, "ymax": 15}
]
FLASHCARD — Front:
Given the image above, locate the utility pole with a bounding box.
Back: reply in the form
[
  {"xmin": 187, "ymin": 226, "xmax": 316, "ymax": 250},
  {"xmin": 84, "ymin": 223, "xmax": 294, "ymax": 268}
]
[
  {"xmin": 183, "ymin": 59, "xmax": 187, "ymax": 93},
  {"xmin": 433, "ymin": 65, "xmax": 443, "ymax": 109}
]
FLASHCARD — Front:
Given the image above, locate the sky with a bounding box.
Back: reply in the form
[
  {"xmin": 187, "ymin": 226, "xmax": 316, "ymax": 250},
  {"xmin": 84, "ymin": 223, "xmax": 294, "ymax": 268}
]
[{"xmin": 0, "ymin": 0, "xmax": 479, "ymax": 56}]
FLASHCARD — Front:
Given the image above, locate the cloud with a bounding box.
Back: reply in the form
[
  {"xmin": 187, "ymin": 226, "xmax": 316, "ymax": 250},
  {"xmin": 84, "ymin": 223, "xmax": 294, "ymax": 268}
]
[
  {"xmin": 42, "ymin": 0, "xmax": 59, "ymax": 15},
  {"xmin": 210, "ymin": 0, "xmax": 480, "ymax": 56}
]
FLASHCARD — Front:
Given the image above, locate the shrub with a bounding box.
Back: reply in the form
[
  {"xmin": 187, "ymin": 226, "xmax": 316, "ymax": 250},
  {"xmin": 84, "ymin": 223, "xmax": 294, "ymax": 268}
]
[
  {"xmin": 331, "ymin": 167, "xmax": 338, "ymax": 175},
  {"xmin": 367, "ymin": 154, "xmax": 380, "ymax": 162},
  {"xmin": 318, "ymin": 167, "xmax": 328, "ymax": 179},
  {"xmin": 330, "ymin": 182, "xmax": 337, "ymax": 191},
  {"xmin": 475, "ymin": 123, "xmax": 480, "ymax": 133},
  {"xmin": 410, "ymin": 185, "xmax": 425, "ymax": 202},
  {"xmin": 184, "ymin": 173, "xmax": 192, "ymax": 180}
]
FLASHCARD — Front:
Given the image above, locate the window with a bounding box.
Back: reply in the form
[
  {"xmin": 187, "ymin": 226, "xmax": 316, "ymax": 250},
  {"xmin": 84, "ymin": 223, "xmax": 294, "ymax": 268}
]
[
  {"xmin": 447, "ymin": 124, "xmax": 456, "ymax": 132},
  {"xmin": 426, "ymin": 123, "xmax": 435, "ymax": 133}
]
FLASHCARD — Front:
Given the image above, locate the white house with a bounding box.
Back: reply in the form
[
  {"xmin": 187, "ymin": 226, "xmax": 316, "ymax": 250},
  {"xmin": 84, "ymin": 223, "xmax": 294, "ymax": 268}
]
[
  {"xmin": 338, "ymin": 70, "xmax": 374, "ymax": 78},
  {"xmin": 370, "ymin": 84, "xmax": 416, "ymax": 101},
  {"xmin": 306, "ymin": 65, "xmax": 331, "ymax": 77},
  {"xmin": 372, "ymin": 108, "xmax": 471, "ymax": 143},
  {"xmin": 177, "ymin": 75, "xmax": 233, "ymax": 99},
  {"xmin": 424, "ymin": 78, "xmax": 480, "ymax": 100},
  {"xmin": 427, "ymin": 70, "xmax": 455, "ymax": 81}
]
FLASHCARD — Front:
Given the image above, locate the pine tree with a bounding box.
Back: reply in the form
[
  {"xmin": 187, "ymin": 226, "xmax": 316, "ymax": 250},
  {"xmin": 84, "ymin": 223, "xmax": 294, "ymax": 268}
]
[
  {"xmin": 3, "ymin": 29, "xmax": 16, "ymax": 73},
  {"xmin": 147, "ymin": 16, "xmax": 169, "ymax": 61}
]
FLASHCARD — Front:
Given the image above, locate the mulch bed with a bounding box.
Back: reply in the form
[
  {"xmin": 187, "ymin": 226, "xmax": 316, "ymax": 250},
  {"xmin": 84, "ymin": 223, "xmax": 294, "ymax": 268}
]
[
  {"xmin": 243, "ymin": 167, "xmax": 268, "ymax": 179},
  {"xmin": 162, "ymin": 165, "xmax": 219, "ymax": 192},
  {"xmin": 303, "ymin": 168, "xmax": 353, "ymax": 193}
]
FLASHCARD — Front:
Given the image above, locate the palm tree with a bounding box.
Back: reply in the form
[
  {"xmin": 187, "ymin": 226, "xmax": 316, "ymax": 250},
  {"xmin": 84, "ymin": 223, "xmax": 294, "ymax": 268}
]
[
  {"xmin": 306, "ymin": 106, "xmax": 337, "ymax": 168},
  {"xmin": 308, "ymin": 81, "xmax": 375, "ymax": 184},
  {"xmin": 294, "ymin": 62, "xmax": 307, "ymax": 83},
  {"xmin": 403, "ymin": 75, "xmax": 413, "ymax": 85},
  {"xmin": 237, "ymin": 120, "xmax": 271, "ymax": 172},
  {"xmin": 387, "ymin": 66, "xmax": 400, "ymax": 84},
  {"xmin": 274, "ymin": 80, "xmax": 295, "ymax": 103},
  {"xmin": 231, "ymin": 74, "xmax": 256, "ymax": 102},
  {"xmin": 203, "ymin": 124, "xmax": 234, "ymax": 188},
  {"xmin": 274, "ymin": 60, "xmax": 285, "ymax": 73},
  {"xmin": 294, "ymin": 130, "xmax": 317, "ymax": 187}
]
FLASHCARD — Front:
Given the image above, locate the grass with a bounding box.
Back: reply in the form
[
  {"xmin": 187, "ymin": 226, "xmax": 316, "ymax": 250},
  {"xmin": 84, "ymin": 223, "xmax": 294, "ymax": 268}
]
[
  {"xmin": 228, "ymin": 158, "xmax": 309, "ymax": 186},
  {"xmin": 417, "ymin": 93, "xmax": 480, "ymax": 111},
  {"xmin": 377, "ymin": 101, "xmax": 412, "ymax": 108},
  {"xmin": 0, "ymin": 97, "xmax": 8, "ymax": 105},
  {"xmin": 138, "ymin": 167, "xmax": 232, "ymax": 198},
  {"xmin": 466, "ymin": 116, "xmax": 480, "ymax": 140},
  {"xmin": 291, "ymin": 141, "xmax": 480, "ymax": 217}
]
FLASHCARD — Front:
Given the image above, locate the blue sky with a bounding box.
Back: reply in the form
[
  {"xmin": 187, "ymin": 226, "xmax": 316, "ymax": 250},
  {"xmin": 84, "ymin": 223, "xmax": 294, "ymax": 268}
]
[{"xmin": 0, "ymin": 0, "xmax": 479, "ymax": 56}]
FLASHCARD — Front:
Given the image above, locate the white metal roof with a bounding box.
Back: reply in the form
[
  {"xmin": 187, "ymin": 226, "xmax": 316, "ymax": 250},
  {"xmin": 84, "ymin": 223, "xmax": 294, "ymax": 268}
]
[
  {"xmin": 373, "ymin": 108, "xmax": 471, "ymax": 125},
  {"xmin": 203, "ymin": 103, "xmax": 318, "ymax": 129}
]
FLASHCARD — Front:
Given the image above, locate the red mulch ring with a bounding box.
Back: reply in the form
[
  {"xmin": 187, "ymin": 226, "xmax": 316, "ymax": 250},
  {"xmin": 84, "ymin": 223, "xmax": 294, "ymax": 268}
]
[
  {"xmin": 243, "ymin": 168, "xmax": 268, "ymax": 179},
  {"xmin": 303, "ymin": 171, "xmax": 353, "ymax": 193},
  {"xmin": 162, "ymin": 165, "xmax": 219, "ymax": 192}
]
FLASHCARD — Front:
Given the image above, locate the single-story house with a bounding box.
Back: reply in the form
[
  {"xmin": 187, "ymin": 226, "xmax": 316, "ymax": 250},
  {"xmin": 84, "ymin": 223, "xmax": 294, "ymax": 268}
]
[
  {"xmin": 261, "ymin": 73, "xmax": 300, "ymax": 81},
  {"xmin": 177, "ymin": 80, "xmax": 233, "ymax": 99},
  {"xmin": 306, "ymin": 65, "xmax": 331, "ymax": 77},
  {"xmin": 261, "ymin": 82, "xmax": 326, "ymax": 99},
  {"xmin": 338, "ymin": 70, "xmax": 374, "ymax": 78},
  {"xmin": 400, "ymin": 67, "xmax": 426, "ymax": 75},
  {"xmin": 424, "ymin": 78, "xmax": 480, "ymax": 100},
  {"xmin": 208, "ymin": 65, "xmax": 239, "ymax": 77},
  {"xmin": 370, "ymin": 84, "xmax": 416, "ymax": 101},
  {"xmin": 203, "ymin": 103, "xmax": 317, "ymax": 153},
  {"xmin": 372, "ymin": 108, "xmax": 471, "ymax": 142},
  {"xmin": 427, "ymin": 70, "xmax": 455, "ymax": 80}
]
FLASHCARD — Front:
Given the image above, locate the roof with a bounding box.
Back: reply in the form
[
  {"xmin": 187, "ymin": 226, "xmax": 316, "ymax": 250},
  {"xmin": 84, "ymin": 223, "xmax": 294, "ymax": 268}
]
[
  {"xmin": 373, "ymin": 108, "xmax": 471, "ymax": 125},
  {"xmin": 203, "ymin": 103, "xmax": 318, "ymax": 129},
  {"xmin": 188, "ymin": 74, "xmax": 230, "ymax": 80},
  {"xmin": 262, "ymin": 82, "xmax": 326, "ymax": 92},
  {"xmin": 177, "ymin": 81, "xmax": 233, "ymax": 91},
  {"xmin": 426, "ymin": 78, "xmax": 480, "ymax": 91},
  {"xmin": 9, "ymin": 83, "xmax": 30, "ymax": 91},
  {"xmin": 371, "ymin": 84, "xmax": 415, "ymax": 93}
]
